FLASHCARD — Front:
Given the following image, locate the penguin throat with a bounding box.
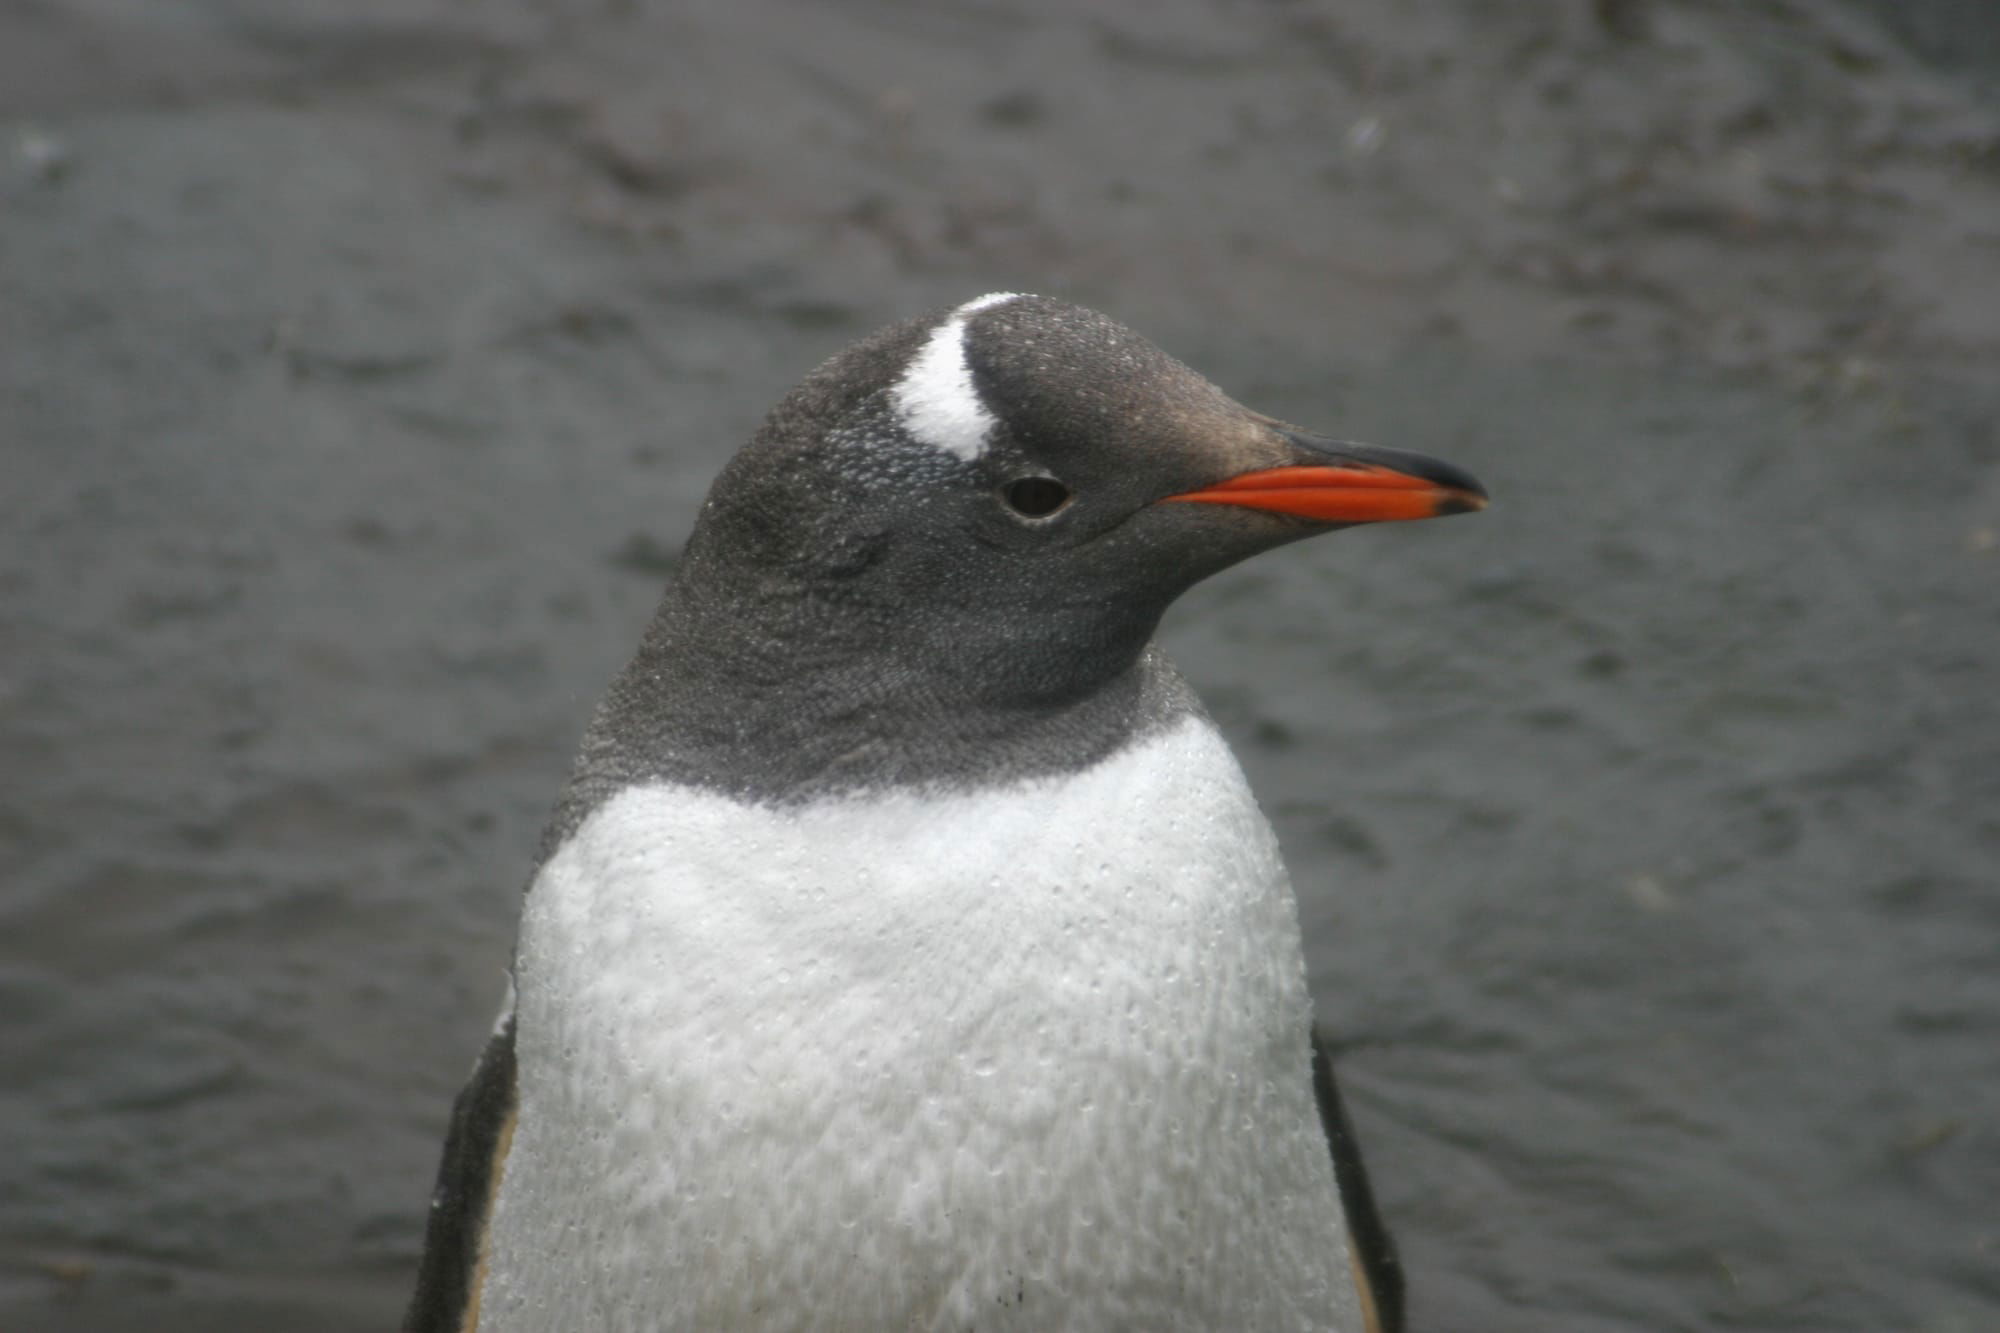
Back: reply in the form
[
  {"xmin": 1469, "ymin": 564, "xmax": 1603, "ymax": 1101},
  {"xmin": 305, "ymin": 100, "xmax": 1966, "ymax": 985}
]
[{"xmin": 541, "ymin": 603, "xmax": 1199, "ymax": 845}]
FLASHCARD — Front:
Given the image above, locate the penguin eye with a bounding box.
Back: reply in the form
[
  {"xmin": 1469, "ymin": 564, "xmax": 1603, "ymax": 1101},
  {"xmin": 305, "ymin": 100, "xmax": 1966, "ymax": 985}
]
[{"xmin": 1000, "ymin": 476, "xmax": 1072, "ymax": 519}]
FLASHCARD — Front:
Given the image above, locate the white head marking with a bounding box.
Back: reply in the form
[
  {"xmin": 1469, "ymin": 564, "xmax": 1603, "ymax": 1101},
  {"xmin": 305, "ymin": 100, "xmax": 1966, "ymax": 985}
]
[{"xmin": 889, "ymin": 292, "xmax": 1024, "ymax": 462}]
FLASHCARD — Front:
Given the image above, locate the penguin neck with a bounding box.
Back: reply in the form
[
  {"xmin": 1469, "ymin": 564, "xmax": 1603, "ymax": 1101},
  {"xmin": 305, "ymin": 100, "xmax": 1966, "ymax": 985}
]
[{"xmin": 539, "ymin": 568, "xmax": 1206, "ymax": 856}]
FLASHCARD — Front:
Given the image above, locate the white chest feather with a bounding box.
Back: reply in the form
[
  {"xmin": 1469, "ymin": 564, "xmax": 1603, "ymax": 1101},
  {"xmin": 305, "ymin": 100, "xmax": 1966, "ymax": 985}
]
[{"xmin": 481, "ymin": 717, "xmax": 1361, "ymax": 1332}]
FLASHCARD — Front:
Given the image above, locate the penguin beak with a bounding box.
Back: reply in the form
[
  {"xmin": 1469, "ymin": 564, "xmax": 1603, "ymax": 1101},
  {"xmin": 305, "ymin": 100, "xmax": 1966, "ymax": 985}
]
[{"xmin": 1160, "ymin": 432, "xmax": 1488, "ymax": 524}]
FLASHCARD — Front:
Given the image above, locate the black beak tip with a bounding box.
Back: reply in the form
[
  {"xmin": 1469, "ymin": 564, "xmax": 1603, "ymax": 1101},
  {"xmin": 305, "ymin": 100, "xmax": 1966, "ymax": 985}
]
[
  {"xmin": 1438, "ymin": 462, "xmax": 1489, "ymax": 503},
  {"xmin": 1282, "ymin": 429, "xmax": 1489, "ymax": 505}
]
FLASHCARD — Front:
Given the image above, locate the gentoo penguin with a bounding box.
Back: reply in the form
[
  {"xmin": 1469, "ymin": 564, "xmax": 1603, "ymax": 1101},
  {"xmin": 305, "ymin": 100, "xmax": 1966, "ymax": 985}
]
[{"xmin": 406, "ymin": 293, "xmax": 1485, "ymax": 1333}]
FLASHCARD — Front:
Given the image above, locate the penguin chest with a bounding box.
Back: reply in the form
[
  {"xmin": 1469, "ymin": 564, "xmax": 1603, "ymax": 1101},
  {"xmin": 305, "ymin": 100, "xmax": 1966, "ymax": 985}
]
[{"xmin": 480, "ymin": 718, "xmax": 1360, "ymax": 1332}]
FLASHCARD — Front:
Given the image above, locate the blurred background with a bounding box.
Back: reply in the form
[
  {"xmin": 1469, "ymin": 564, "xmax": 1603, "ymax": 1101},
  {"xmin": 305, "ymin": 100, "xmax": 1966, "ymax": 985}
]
[{"xmin": 4, "ymin": 1, "xmax": 1998, "ymax": 1329}]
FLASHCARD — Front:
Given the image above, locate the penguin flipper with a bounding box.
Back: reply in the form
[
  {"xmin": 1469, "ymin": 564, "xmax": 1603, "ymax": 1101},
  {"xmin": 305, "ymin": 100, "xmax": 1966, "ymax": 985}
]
[
  {"xmin": 1311, "ymin": 1023, "xmax": 1405, "ymax": 1333},
  {"xmin": 404, "ymin": 1010, "xmax": 519, "ymax": 1333}
]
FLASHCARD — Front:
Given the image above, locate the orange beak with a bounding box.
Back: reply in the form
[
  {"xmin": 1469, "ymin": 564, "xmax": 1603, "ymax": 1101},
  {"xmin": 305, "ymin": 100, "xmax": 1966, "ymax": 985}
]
[{"xmin": 1160, "ymin": 439, "xmax": 1488, "ymax": 524}]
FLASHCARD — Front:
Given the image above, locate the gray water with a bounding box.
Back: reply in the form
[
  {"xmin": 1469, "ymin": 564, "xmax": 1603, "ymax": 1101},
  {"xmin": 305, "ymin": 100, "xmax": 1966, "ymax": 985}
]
[{"xmin": 3, "ymin": 2, "xmax": 1997, "ymax": 1329}]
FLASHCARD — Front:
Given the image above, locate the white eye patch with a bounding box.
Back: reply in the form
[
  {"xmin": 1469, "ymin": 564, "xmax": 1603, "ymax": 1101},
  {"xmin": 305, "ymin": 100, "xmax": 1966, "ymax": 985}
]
[{"xmin": 889, "ymin": 292, "xmax": 1024, "ymax": 462}]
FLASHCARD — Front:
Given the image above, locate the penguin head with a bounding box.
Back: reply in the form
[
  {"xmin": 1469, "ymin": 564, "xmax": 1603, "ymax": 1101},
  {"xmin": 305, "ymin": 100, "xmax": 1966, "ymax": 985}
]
[{"xmin": 676, "ymin": 294, "xmax": 1486, "ymax": 708}]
